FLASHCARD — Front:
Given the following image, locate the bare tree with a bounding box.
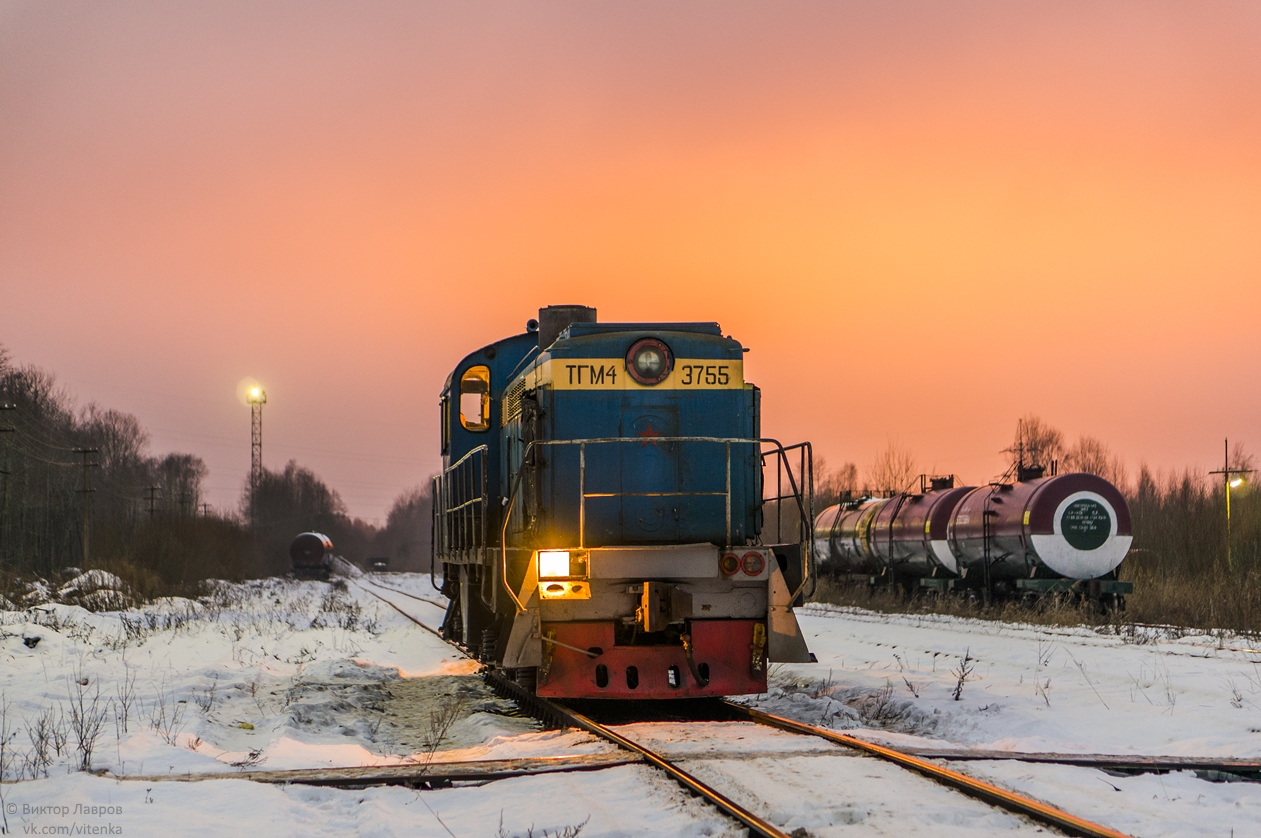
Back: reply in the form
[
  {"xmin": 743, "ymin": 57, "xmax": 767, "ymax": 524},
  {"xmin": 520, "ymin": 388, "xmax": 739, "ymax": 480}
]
[
  {"xmin": 1062, "ymin": 435, "xmax": 1127, "ymax": 487},
  {"xmin": 815, "ymin": 458, "xmax": 859, "ymax": 509},
  {"xmin": 1229, "ymin": 441, "xmax": 1255, "ymax": 474},
  {"xmin": 1005, "ymin": 414, "xmax": 1064, "ymax": 470},
  {"xmin": 866, "ymin": 442, "xmax": 918, "ymax": 496},
  {"xmin": 157, "ymin": 453, "xmax": 208, "ymax": 516}
]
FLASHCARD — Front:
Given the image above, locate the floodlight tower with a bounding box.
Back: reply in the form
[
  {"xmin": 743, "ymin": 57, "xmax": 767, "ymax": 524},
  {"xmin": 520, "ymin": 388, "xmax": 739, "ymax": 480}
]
[{"xmin": 247, "ymin": 386, "xmax": 267, "ymax": 492}]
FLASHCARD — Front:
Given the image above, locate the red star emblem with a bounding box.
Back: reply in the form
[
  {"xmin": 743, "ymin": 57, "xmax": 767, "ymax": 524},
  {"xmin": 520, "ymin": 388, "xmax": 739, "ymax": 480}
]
[{"xmin": 637, "ymin": 420, "xmax": 662, "ymax": 446}]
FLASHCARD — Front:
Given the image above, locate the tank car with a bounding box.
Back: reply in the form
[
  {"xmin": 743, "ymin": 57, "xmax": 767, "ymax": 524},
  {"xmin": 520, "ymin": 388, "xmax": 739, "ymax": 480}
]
[
  {"xmin": 814, "ymin": 472, "xmax": 1133, "ymax": 607},
  {"xmin": 433, "ymin": 305, "xmax": 815, "ymax": 699},
  {"xmin": 290, "ymin": 532, "xmax": 334, "ymax": 581}
]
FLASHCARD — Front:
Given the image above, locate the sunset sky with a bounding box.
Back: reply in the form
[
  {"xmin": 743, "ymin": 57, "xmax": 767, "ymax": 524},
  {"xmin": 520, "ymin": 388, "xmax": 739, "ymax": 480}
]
[{"xmin": 3, "ymin": 2, "xmax": 1259, "ymax": 522}]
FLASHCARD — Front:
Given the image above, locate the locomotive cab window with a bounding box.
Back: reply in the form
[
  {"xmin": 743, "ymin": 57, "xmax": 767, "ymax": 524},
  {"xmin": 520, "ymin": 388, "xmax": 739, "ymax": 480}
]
[
  {"xmin": 459, "ymin": 366, "xmax": 492, "ymax": 432},
  {"xmin": 440, "ymin": 395, "xmax": 450, "ymax": 454}
]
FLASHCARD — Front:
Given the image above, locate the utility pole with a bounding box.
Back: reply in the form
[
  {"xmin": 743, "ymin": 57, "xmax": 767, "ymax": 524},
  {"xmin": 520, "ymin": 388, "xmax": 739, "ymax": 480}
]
[
  {"xmin": 146, "ymin": 485, "xmax": 159, "ymax": 520},
  {"xmin": 72, "ymin": 448, "xmax": 100, "ymax": 566},
  {"xmin": 201, "ymin": 502, "xmax": 210, "ymax": 518},
  {"xmin": 1209, "ymin": 438, "xmax": 1253, "ymax": 571}
]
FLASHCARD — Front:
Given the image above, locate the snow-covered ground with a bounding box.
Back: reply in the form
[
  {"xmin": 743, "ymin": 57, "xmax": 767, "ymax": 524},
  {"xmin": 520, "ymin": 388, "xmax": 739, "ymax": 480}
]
[{"xmin": 1, "ymin": 575, "xmax": 1258, "ymax": 836}]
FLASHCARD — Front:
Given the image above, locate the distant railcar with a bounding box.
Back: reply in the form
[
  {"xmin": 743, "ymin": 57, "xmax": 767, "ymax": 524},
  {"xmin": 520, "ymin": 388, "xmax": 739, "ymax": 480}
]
[
  {"xmin": 290, "ymin": 532, "xmax": 334, "ymax": 581},
  {"xmin": 368, "ymin": 557, "xmax": 389, "ymax": 573},
  {"xmin": 433, "ymin": 305, "xmax": 816, "ymax": 699}
]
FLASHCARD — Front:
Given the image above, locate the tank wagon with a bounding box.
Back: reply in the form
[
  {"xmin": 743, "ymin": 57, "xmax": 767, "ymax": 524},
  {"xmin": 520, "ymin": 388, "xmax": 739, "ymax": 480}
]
[
  {"xmin": 433, "ymin": 305, "xmax": 815, "ymax": 699},
  {"xmin": 815, "ymin": 471, "xmax": 1133, "ymax": 608},
  {"xmin": 290, "ymin": 532, "xmax": 334, "ymax": 581}
]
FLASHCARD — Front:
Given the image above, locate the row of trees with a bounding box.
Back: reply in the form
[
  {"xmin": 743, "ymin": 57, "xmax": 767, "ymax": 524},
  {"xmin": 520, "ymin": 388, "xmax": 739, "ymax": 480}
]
[
  {"xmin": 817, "ymin": 415, "xmax": 1141, "ymax": 509},
  {"xmin": 0, "ymin": 344, "xmax": 433, "ymax": 597}
]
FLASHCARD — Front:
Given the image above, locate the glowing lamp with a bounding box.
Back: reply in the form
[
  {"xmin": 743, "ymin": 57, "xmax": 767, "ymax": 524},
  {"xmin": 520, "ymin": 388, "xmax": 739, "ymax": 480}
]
[
  {"xmin": 1230, "ymin": 478, "xmax": 1244, "ymax": 488},
  {"xmin": 538, "ymin": 550, "xmax": 572, "ymax": 579}
]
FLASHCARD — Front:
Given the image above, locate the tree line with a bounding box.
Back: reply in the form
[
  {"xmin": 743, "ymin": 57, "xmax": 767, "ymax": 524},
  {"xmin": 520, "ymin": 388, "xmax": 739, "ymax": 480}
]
[{"xmin": 0, "ymin": 344, "xmax": 433, "ymax": 599}]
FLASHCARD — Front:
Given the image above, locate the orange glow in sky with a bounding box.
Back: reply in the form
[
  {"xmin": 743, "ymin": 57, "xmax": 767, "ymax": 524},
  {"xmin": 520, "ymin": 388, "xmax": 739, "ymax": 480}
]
[{"xmin": 2, "ymin": 2, "xmax": 1259, "ymax": 520}]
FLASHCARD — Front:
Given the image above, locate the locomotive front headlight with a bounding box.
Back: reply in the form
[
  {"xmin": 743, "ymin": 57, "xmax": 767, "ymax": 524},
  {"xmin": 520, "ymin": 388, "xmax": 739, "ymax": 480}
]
[
  {"xmin": 626, "ymin": 338, "xmax": 673, "ymax": 385},
  {"xmin": 538, "ymin": 550, "xmax": 571, "ymax": 579}
]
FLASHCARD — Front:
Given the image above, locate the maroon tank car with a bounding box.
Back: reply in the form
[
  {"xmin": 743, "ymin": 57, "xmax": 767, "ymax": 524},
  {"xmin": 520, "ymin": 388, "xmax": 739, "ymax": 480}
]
[
  {"xmin": 947, "ymin": 473, "xmax": 1132, "ymax": 580},
  {"xmin": 868, "ymin": 485, "xmax": 975, "ymax": 576}
]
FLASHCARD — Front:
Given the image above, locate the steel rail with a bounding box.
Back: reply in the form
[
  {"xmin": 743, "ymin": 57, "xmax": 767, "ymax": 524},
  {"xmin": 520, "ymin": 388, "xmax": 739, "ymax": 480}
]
[
  {"xmin": 544, "ymin": 699, "xmax": 791, "ymax": 838},
  {"xmin": 350, "ymin": 580, "xmax": 455, "ymax": 647},
  {"xmin": 362, "ymin": 578, "xmax": 450, "ymax": 611},
  {"xmin": 726, "ymin": 702, "xmax": 1132, "ymax": 838}
]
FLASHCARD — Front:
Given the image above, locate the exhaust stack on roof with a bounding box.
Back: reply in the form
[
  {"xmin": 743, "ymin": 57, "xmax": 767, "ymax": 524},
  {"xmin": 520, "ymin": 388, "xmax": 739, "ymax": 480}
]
[{"xmin": 538, "ymin": 305, "xmax": 597, "ymax": 348}]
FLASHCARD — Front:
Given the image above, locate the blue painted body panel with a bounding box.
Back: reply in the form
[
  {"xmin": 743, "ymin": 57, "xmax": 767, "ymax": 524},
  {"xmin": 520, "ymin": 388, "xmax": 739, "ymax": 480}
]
[{"xmin": 501, "ymin": 323, "xmax": 761, "ymax": 549}]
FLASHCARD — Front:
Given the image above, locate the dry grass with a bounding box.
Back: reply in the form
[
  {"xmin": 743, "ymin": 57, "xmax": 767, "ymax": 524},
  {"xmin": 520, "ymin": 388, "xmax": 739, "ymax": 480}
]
[
  {"xmin": 811, "ymin": 568, "xmax": 1261, "ymax": 638},
  {"xmin": 1121, "ymin": 564, "xmax": 1261, "ymax": 634},
  {"xmin": 811, "ymin": 576, "xmax": 1106, "ymax": 628}
]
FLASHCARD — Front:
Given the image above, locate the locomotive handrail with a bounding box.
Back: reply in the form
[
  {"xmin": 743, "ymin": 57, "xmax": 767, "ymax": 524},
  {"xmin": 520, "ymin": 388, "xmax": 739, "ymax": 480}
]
[
  {"xmin": 498, "ymin": 436, "xmax": 813, "ymax": 613},
  {"xmin": 433, "ymin": 444, "xmax": 489, "ymax": 592},
  {"xmin": 761, "ymin": 440, "xmax": 814, "ymax": 602}
]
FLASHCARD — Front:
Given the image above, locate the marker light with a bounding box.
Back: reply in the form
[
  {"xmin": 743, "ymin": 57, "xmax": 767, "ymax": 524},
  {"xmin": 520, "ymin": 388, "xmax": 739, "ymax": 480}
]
[
  {"xmin": 741, "ymin": 551, "xmax": 766, "ymax": 576},
  {"xmin": 626, "ymin": 338, "xmax": 673, "ymax": 385},
  {"xmin": 538, "ymin": 550, "xmax": 572, "ymax": 579},
  {"xmin": 719, "ymin": 553, "xmax": 740, "ymax": 576}
]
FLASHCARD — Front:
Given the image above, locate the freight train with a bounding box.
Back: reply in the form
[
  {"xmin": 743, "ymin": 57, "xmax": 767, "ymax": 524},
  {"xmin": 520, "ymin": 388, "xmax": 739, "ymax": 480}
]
[
  {"xmin": 813, "ymin": 469, "xmax": 1133, "ymax": 609},
  {"xmin": 432, "ymin": 305, "xmax": 815, "ymax": 699}
]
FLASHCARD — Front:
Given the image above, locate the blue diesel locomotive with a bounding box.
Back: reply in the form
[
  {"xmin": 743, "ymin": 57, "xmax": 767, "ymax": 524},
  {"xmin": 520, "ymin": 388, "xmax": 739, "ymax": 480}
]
[{"xmin": 434, "ymin": 305, "xmax": 814, "ymax": 699}]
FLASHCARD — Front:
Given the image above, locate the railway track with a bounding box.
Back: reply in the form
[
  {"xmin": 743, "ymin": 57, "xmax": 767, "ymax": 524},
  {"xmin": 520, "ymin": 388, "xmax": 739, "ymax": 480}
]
[
  {"xmin": 111, "ymin": 576, "xmax": 1259, "ymax": 834},
  {"xmin": 354, "ymin": 577, "xmax": 1135, "ymax": 837}
]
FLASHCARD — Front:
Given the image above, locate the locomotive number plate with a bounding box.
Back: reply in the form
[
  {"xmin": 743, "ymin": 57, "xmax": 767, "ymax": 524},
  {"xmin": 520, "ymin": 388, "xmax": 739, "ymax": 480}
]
[
  {"xmin": 538, "ymin": 359, "xmax": 744, "ymax": 390},
  {"xmin": 675, "ymin": 363, "xmax": 733, "ymax": 387}
]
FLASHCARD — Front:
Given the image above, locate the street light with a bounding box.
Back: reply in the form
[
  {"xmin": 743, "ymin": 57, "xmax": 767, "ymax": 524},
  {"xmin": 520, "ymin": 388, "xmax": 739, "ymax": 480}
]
[{"xmin": 1210, "ymin": 438, "xmax": 1253, "ymax": 571}]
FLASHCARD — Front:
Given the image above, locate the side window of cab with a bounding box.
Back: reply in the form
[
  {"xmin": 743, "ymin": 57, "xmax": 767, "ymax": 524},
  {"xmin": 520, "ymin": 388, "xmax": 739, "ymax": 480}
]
[
  {"xmin": 459, "ymin": 366, "xmax": 491, "ymax": 432},
  {"xmin": 440, "ymin": 394, "xmax": 450, "ymax": 454}
]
